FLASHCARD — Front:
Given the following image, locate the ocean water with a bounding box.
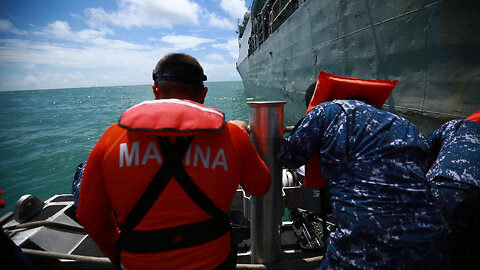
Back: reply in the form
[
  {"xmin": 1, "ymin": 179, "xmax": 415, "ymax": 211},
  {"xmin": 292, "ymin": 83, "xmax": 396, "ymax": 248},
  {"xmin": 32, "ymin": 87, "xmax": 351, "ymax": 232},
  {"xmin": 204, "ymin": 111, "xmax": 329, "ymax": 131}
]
[{"xmin": 0, "ymin": 81, "xmax": 250, "ymax": 214}]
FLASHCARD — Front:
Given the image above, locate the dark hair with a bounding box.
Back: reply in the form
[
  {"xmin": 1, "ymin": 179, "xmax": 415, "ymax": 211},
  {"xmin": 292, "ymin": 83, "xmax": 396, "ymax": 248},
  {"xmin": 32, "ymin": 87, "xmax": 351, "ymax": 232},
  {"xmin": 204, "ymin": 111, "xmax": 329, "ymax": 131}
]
[
  {"xmin": 305, "ymin": 82, "xmax": 316, "ymax": 107},
  {"xmin": 153, "ymin": 53, "xmax": 207, "ymax": 87}
]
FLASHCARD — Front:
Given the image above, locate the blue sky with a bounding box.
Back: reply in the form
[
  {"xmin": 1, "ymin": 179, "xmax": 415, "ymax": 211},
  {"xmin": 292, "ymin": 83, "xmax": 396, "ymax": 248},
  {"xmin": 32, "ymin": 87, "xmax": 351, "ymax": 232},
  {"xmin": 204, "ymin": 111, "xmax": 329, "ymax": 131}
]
[{"xmin": 0, "ymin": 0, "xmax": 253, "ymax": 91}]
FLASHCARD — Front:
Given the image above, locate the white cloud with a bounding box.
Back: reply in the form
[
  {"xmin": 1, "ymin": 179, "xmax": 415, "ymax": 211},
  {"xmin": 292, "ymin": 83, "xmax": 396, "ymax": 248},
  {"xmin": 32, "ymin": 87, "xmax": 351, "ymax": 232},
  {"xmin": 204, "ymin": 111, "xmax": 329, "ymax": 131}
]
[
  {"xmin": 2, "ymin": 69, "xmax": 145, "ymax": 91},
  {"xmin": 0, "ymin": 38, "xmax": 160, "ymax": 70},
  {"xmin": 160, "ymin": 34, "xmax": 214, "ymax": 50},
  {"xmin": 206, "ymin": 53, "xmax": 225, "ymax": 62},
  {"xmin": 212, "ymin": 38, "xmax": 238, "ymax": 59},
  {"xmin": 3, "ymin": 72, "xmax": 84, "ymax": 91},
  {"xmin": 35, "ymin": 21, "xmax": 144, "ymax": 50},
  {"xmin": 202, "ymin": 61, "xmax": 240, "ymax": 82},
  {"xmin": 147, "ymin": 37, "xmax": 162, "ymax": 42},
  {"xmin": 22, "ymin": 71, "xmax": 85, "ymax": 88},
  {"xmin": 85, "ymin": 0, "xmax": 201, "ymax": 29},
  {"xmin": 0, "ymin": 19, "xmax": 27, "ymax": 35},
  {"xmin": 207, "ymin": 13, "xmax": 236, "ymax": 30},
  {"xmin": 39, "ymin": 21, "xmax": 102, "ymax": 41},
  {"xmin": 220, "ymin": 0, "xmax": 248, "ymax": 19}
]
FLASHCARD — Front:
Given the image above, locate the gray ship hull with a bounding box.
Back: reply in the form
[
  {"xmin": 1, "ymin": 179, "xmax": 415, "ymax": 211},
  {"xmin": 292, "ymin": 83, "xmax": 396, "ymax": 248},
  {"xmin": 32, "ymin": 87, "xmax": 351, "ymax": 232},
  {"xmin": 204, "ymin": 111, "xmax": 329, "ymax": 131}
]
[{"xmin": 237, "ymin": 0, "xmax": 480, "ymax": 135}]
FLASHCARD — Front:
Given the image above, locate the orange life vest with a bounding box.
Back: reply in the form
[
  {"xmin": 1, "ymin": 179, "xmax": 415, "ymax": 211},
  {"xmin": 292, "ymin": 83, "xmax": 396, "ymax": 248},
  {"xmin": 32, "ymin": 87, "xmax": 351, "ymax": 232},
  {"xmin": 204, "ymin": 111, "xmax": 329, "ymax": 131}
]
[
  {"xmin": 118, "ymin": 99, "xmax": 225, "ymax": 135},
  {"xmin": 117, "ymin": 100, "xmax": 230, "ymax": 255},
  {"xmin": 466, "ymin": 109, "xmax": 480, "ymax": 123},
  {"xmin": 303, "ymin": 71, "xmax": 398, "ymax": 188}
]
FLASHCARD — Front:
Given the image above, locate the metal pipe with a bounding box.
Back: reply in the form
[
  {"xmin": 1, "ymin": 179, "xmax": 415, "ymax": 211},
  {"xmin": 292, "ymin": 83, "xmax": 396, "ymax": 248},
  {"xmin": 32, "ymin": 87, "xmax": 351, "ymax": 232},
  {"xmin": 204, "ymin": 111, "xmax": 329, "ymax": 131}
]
[{"xmin": 247, "ymin": 101, "xmax": 286, "ymax": 264}]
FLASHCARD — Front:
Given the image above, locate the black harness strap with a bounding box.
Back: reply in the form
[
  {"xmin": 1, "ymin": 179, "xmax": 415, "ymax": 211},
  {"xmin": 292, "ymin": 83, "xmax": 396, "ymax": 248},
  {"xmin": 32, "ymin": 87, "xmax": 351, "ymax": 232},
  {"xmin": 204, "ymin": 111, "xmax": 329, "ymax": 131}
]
[
  {"xmin": 118, "ymin": 135, "xmax": 230, "ymax": 254},
  {"xmin": 119, "ymin": 214, "xmax": 229, "ymax": 253},
  {"xmin": 122, "ymin": 136, "xmax": 194, "ymax": 230}
]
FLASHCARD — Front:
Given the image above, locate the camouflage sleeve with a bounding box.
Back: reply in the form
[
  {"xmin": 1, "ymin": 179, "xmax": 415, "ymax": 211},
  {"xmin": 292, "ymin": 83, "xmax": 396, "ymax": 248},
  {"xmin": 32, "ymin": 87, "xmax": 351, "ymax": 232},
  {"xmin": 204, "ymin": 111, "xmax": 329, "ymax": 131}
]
[
  {"xmin": 278, "ymin": 103, "xmax": 340, "ymax": 169},
  {"xmin": 427, "ymin": 124, "xmax": 445, "ymax": 164},
  {"xmin": 427, "ymin": 119, "xmax": 462, "ymax": 164}
]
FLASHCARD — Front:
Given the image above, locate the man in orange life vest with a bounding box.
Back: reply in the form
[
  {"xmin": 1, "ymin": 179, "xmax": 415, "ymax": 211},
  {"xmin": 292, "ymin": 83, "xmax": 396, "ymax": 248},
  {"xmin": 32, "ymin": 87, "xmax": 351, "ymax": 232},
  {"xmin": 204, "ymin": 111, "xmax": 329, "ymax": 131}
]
[{"xmin": 76, "ymin": 53, "xmax": 271, "ymax": 270}]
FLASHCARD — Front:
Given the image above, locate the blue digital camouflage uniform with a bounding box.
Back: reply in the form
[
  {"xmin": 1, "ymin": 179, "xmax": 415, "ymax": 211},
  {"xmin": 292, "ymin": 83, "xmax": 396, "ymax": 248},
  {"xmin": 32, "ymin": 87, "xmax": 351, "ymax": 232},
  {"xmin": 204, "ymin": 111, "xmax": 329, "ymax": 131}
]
[
  {"xmin": 72, "ymin": 161, "xmax": 86, "ymax": 212},
  {"xmin": 427, "ymin": 119, "xmax": 480, "ymax": 187},
  {"xmin": 279, "ymin": 100, "xmax": 449, "ymax": 270},
  {"xmin": 427, "ymin": 119, "xmax": 480, "ymax": 270}
]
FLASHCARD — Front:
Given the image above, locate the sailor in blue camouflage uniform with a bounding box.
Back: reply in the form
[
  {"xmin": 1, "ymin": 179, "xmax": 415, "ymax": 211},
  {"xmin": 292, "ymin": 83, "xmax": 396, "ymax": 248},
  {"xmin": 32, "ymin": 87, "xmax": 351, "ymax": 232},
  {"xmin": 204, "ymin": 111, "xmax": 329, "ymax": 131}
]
[
  {"xmin": 427, "ymin": 112, "xmax": 480, "ymax": 270},
  {"xmin": 279, "ymin": 99, "xmax": 449, "ymax": 270},
  {"xmin": 72, "ymin": 161, "xmax": 86, "ymax": 213}
]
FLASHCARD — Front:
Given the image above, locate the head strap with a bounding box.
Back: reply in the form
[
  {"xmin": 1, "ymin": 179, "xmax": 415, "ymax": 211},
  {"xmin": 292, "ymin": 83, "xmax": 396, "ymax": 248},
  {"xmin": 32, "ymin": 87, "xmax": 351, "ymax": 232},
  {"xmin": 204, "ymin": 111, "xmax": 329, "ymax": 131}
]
[{"xmin": 153, "ymin": 69, "xmax": 207, "ymax": 86}]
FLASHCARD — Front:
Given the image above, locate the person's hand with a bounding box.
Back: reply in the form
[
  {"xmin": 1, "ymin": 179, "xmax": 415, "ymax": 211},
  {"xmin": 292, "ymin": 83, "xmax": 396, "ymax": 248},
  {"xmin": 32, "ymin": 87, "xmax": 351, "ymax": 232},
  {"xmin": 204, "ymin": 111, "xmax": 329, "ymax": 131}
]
[{"xmin": 228, "ymin": 120, "xmax": 248, "ymax": 131}]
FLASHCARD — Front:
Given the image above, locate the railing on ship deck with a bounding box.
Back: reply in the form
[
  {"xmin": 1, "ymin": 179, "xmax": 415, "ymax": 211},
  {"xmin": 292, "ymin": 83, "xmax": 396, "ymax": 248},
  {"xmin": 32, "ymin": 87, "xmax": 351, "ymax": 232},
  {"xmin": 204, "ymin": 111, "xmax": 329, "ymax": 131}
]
[{"xmin": 248, "ymin": 0, "xmax": 308, "ymax": 56}]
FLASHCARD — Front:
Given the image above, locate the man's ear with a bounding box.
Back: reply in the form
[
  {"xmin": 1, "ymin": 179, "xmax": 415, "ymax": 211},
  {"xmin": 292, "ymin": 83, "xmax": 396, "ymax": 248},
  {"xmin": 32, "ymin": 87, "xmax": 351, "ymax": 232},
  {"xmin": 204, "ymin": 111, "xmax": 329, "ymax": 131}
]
[
  {"xmin": 197, "ymin": 87, "xmax": 208, "ymax": 104},
  {"xmin": 152, "ymin": 82, "xmax": 161, "ymax": 99}
]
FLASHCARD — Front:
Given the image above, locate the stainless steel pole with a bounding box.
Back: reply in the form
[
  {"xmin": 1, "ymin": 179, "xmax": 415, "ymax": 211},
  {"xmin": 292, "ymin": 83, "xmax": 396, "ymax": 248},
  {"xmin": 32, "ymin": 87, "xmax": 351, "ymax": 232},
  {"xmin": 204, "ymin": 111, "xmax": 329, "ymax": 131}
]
[{"xmin": 247, "ymin": 101, "xmax": 286, "ymax": 264}]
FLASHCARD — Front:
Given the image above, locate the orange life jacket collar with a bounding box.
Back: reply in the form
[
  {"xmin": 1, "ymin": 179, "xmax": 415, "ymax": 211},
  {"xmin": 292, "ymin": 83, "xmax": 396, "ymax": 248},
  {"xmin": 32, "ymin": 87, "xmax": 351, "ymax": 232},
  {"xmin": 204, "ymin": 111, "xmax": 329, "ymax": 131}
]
[
  {"xmin": 118, "ymin": 99, "xmax": 225, "ymax": 135},
  {"xmin": 466, "ymin": 109, "xmax": 480, "ymax": 123},
  {"xmin": 307, "ymin": 71, "xmax": 398, "ymax": 113}
]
